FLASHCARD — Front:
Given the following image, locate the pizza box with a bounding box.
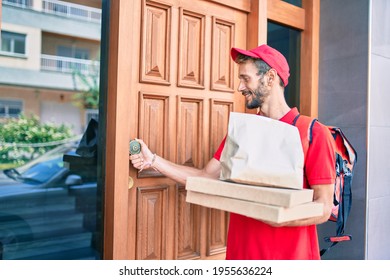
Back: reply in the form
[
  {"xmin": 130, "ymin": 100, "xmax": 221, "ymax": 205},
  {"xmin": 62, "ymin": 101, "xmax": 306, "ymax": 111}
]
[
  {"xmin": 185, "ymin": 177, "xmax": 313, "ymax": 208},
  {"xmin": 186, "ymin": 190, "xmax": 323, "ymax": 224}
]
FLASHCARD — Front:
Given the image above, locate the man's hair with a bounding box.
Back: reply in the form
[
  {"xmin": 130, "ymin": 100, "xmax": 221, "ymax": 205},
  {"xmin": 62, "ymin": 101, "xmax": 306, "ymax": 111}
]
[{"xmin": 235, "ymin": 54, "xmax": 285, "ymax": 87}]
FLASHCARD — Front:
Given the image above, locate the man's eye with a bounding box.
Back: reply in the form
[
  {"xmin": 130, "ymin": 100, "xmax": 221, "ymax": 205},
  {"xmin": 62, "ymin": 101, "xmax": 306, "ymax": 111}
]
[{"xmin": 239, "ymin": 76, "xmax": 249, "ymax": 83}]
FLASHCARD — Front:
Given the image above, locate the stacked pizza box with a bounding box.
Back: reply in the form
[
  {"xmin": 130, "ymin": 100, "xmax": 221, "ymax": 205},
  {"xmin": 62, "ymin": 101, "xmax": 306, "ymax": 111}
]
[{"xmin": 185, "ymin": 177, "xmax": 323, "ymax": 224}]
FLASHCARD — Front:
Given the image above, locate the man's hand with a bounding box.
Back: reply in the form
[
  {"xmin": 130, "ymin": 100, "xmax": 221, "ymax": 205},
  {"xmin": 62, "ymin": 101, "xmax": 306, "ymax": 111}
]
[
  {"xmin": 129, "ymin": 139, "xmax": 155, "ymax": 172},
  {"xmin": 260, "ymin": 183, "xmax": 333, "ymax": 227}
]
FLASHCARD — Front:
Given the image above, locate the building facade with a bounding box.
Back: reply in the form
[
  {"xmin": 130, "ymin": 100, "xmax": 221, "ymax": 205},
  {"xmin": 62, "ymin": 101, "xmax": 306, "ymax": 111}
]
[{"xmin": 0, "ymin": 0, "xmax": 101, "ymax": 133}]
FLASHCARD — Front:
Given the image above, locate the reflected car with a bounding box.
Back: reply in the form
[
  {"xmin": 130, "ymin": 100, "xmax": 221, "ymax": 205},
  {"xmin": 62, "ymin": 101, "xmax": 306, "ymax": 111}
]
[{"xmin": 0, "ymin": 142, "xmax": 99, "ymax": 260}]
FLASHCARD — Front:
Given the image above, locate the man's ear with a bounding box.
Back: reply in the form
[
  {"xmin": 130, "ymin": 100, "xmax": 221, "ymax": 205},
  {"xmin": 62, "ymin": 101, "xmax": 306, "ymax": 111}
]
[{"xmin": 267, "ymin": 69, "xmax": 278, "ymax": 86}]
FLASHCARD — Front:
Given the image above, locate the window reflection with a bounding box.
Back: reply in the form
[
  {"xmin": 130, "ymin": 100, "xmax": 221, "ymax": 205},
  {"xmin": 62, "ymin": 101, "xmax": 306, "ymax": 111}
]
[
  {"xmin": 0, "ymin": 134, "xmax": 101, "ymax": 260},
  {"xmin": 282, "ymin": 0, "xmax": 302, "ymax": 7},
  {"xmin": 0, "ymin": 0, "xmax": 102, "ymax": 260},
  {"xmin": 267, "ymin": 21, "xmax": 301, "ymax": 109}
]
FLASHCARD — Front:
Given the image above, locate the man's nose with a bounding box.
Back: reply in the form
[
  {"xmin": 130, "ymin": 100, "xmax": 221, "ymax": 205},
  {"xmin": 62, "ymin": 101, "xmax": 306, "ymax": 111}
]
[{"xmin": 237, "ymin": 81, "xmax": 245, "ymax": 92}]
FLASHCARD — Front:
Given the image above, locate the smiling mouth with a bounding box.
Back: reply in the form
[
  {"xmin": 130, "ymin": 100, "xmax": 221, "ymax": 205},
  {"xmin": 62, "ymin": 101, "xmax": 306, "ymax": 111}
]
[{"xmin": 242, "ymin": 91, "xmax": 252, "ymax": 97}]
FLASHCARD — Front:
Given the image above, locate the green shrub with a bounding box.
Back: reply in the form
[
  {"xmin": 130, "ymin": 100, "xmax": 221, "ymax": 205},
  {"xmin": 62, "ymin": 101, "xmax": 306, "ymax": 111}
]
[{"xmin": 0, "ymin": 114, "xmax": 75, "ymax": 168}]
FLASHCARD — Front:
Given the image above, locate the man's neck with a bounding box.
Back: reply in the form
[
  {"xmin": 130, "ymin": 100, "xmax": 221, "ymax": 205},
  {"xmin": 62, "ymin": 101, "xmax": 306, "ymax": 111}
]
[{"xmin": 259, "ymin": 95, "xmax": 291, "ymax": 120}]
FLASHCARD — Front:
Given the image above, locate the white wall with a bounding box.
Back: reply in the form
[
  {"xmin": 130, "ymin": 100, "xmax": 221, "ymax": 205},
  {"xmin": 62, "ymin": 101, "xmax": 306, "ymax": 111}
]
[
  {"xmin": 41, "ymin": 101, "xmax": 83, "ymax": 135},
  {"xmin": 366, "ymin": 0, "xmax": 390, "ymax": 260}
]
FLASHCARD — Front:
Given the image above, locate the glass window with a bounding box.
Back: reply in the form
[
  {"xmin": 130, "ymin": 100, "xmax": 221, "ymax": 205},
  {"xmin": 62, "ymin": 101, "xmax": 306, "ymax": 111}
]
[
  {"xmin": 57, "ymin": 46, "xmax": 90, "ymax": 60},
  {"xmin": 3, "ymin": 0, "xmax": 33, "ymax": 8},
  {"xmin": 267, "ymin": 21, "xmax": 301, "ymax": 109},
  {"xmin": 0, "ymin": 99, "xmax": 23, "ymax": 118},
  {"xmin": 75, "ymin": 49, "xmax": 90, "ymax": 60},
  {"xmin": 86, "ymin": 109, "xmax": 99, "ymax": 125},
  {"xmin": 56, "ymin": 46, "xmax": 91, "ymax": 73},
  {"xmin": 0, "ymin": 140, "xmax": 102, "ymax": 260},
  {"xmin": 1, "ymin": 31, "xmax": 26, "ymax": 55},
  {"xmin": 282, "ymin": 0, "xmax": 302, "ymax": 7},
  {"xmin": 0, "ymin": 2, "xmax": 102, "ymax": 262}
]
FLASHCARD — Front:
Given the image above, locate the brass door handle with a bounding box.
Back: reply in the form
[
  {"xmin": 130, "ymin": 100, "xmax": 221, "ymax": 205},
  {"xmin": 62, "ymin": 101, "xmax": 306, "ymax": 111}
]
[
  {"xmin": 129, "ymin": 139, "xmax": 140, "ymax": 189},
  {"xmin": 129, "ymin": 139, "xmax": 141, "ymax": 155},
  {"xmin": 128, "ymin": 176, "xmax": 134, "ymax": 189}
]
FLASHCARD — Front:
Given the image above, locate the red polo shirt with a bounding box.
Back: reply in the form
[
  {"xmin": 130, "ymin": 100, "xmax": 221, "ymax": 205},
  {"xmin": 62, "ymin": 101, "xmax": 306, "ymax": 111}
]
[{"xmin": 213, "ymin": 108, "xmax": 336, "ymax": 260}]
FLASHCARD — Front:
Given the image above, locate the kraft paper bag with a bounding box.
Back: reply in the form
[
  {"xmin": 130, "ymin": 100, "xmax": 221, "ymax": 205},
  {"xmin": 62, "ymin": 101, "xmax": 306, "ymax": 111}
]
[{"xmin": 220, "ymin": 112, "xmax": 304, "ymax": 189}]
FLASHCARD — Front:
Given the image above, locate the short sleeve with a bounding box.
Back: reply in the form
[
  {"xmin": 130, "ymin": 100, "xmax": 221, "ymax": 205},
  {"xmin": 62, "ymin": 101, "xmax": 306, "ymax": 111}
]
[{"xmin": 213, "ymin": 135, "xmax": 227, "ymax": 161}]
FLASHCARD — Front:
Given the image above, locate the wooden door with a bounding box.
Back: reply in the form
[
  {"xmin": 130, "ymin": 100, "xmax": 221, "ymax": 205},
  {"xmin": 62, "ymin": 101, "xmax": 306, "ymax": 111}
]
[{"xmin": 103, "ymin": 0, "xmax": 249, "ymax": 260}]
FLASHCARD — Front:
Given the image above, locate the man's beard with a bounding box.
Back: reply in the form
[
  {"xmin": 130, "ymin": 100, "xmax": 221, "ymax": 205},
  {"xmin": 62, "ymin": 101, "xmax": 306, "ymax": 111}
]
[{"xmin": 244, "ymin": 83, "xmax": 269, "ymax": 109}]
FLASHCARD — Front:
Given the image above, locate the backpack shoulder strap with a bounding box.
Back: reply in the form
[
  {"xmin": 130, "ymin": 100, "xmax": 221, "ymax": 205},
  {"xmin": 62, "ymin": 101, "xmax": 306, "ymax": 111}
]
[{"xmin": 292, "ymin": 114, "xmax": 317, "ymax": 157}]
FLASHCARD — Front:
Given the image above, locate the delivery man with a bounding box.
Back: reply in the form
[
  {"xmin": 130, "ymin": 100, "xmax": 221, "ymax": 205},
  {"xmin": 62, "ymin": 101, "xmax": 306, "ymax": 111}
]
[{"xmin": 130, "ymin": 44, "xmax": 336, "ymax": 260}]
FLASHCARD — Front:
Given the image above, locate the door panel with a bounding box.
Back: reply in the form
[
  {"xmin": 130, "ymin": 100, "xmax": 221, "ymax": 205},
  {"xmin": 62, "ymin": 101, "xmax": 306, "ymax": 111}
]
[
  {"xmin": 211, "ymin": 17, "xmax": 235, "ymax": 92},
  {"xmin": 140, "ymin": 1, "xmax": 171, "ymax": 85},
  {"xmin": 107, "ymin": 0, "xmax": 247, "ymax": 260},
  {"xmin": 138, "ymin": 92, "xmax": 169, "ymax": 178},
  {"xmin": 136, "ymin": 185, "xmax": 169, "ymax": 259},
  {"xmin": 178, "ymin": 9, "xmax": 205, "ymax": 89},
  {"xmin": 134, "ymin": 0, "xmax": 247, "ymax": 260},
  {"xmin": 176, "ymin": 185, "xmax": 201, "ymax": 259}
]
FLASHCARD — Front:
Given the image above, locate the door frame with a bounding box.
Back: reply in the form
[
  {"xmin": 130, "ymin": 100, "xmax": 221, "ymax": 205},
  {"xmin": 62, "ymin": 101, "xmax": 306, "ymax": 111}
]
[
  {"xmin": 101, "ymin": 0, "xmax": 320, "ymax": 259},
  {"xmin": 100, "ymin": 0, "xmax": 135, "ymax": 259},
  {"xmin": 249, "ymin": 0, "xmax": 320, "ymax": 117}
]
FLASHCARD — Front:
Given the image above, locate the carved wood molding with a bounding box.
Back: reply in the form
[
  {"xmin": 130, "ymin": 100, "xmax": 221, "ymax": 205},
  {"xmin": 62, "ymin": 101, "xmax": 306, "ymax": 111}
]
[
  {"xmin": 140, "ymin": 0, "xmax": 172, "ymax": 85},
  {"xmin": 136, "ymin": 185, "xmax": 169, "ymax": 260},
  {"xmin": 175, "ymin": 185, "xmax": 201, "ymax": 260},
  {"xmin": 209, "ymin": 99, "xmax": 233, "ymax": 156},
  {"xmin": 207, "ymin": 209, "xmax": 229, "ymax": 256},
  {"xmin": 211, "ymin": 17, "xmax": 235, "ymax": 92},
  {"xmin": 138, "ymin": 91, "xmax": 169, "ymax": 178},
  {"xmin": 178, "ymin": 8, "xmax": 206, "ymax": 89},
  {"xmin": 176, "ymin": 96, "xmax": 205, "ymax": 168}
]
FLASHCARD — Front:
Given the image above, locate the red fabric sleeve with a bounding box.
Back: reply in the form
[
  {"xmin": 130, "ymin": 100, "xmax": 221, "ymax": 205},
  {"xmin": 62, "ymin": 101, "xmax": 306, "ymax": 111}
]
[{"xmin": 213, "ymin": 135, "xmax": 227, "ymax": 161}]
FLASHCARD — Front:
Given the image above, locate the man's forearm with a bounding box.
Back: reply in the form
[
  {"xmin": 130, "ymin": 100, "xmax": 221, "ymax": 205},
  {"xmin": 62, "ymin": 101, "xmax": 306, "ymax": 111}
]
[
  {"xmin": 265, "ymin": 183, "xmax": 334, "ymax": 227},
  {"xmin": 152, "ymin": 155, "xmax": 219, "ymax": 185}
]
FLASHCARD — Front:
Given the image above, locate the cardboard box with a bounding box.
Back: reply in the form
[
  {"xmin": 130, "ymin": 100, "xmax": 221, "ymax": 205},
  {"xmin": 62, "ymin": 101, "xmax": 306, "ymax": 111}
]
[
  {"xmin": 186, "ymin": 177, "xmax": 313, "ymax": 208},
  {"xmin": 186, "ymin": 190, "xmax": 323, "ymax": 224}
]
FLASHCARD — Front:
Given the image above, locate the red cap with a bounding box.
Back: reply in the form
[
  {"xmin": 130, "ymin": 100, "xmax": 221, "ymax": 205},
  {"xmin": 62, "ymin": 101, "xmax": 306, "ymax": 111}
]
[{"xmin": 231, "ymin": 44, "xmax": 290, "ymax": 86}]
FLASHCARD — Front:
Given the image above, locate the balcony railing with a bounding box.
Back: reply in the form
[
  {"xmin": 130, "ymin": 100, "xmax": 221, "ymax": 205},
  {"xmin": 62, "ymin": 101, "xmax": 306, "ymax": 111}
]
[
  {"xmin": 3, "ymin": 0, "xmax": 101, "ymax": 23},
  {"xmin": 41, "ymin": 54, "xmax": 100, "ymax": 75},
  {"xmin": 42, "ymin": 0, "xmax": 101, "ymax": 22},
  {"xmin": 3, "ymin": 0, "xmax": 33, "ymax": 8}
]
